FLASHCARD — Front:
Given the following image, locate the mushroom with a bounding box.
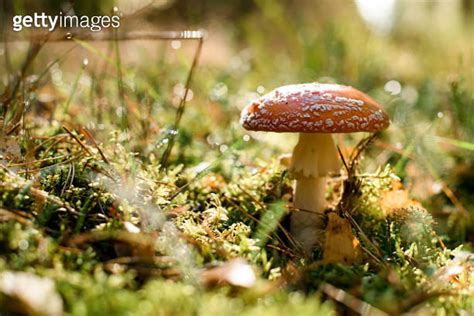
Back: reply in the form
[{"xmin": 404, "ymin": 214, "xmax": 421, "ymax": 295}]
[{"xmin": 241, "ymin": 83, "xmax": 390, "ymax": 254}]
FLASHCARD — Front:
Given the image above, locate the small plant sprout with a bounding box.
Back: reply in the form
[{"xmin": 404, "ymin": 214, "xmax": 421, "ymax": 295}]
[{"xmin": 241, "ymin": 83, "xmax": 390, "ymax": 254}]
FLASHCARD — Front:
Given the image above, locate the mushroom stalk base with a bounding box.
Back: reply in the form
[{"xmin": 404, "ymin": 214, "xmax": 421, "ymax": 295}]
[
  {"xmin": 289, "ymin": 133, "xmax": 339, "ymax": 254},
  {"xmin": 291, "ymin": 177, "xmax": 327, "ymax": 253}
]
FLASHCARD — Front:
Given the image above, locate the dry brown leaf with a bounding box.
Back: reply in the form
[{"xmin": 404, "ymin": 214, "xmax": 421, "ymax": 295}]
[
  {"xmin": 323, "ymin": 212, "xmax": 361, "ymax": 265},
  {"xmin": 0, "ymin": 271, "xmax": 64, "ymax": 316},
  {"xmin": 381, "ymin": 179, "xmax": 421, "ymax": 217}
]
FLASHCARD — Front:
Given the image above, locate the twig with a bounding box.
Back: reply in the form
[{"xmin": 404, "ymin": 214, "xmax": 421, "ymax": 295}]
[
  {"xmin": 321, "ymin": 282, "xmax": 389, "ymax": 316},
  {"xmin": 266, "ymin": 244, "xmax": 298, "ymax": 258},
  {"xmin": 79, "ymin": 128, "xmax": 110, "ymax": 164},
  {"xmin": 15, "ymin": 153, "xmax": 84, "ymax": 174},
  {"xmin": 0, "ymin": 208, "xmax": 33, "ymax": 225},
  {"xmin": 337, "ymin": 145, "xmax": 350, "ymax": 174},
  {"xmin": 0, "ymin": 181, "xmax": 79, "ymax": 215},
  {"xmin": 60, "ymin": 163, "xmax": 75, "ymax": 197},
  {"xmin": 62, "ymin": 126, "xmax": 93, "ymax": 156},
  {"xmin": 349, "ymin": 133, "xmax": 378, "ymax": 168},
  {"xmin": 5, "ymin": 30, "xmax": 207, "ymax": 43},
  {"xmin": 66, "ymin": 230, "xmax": 155, "ymax": 249},
  {"xmin": 160, "ymin": 36, "xmax": 204, "ymax": 167},
  {"xmin": 346, "ymin": 211, "xmax": 385, "ymax": 266},
  {"xmin": 1, "ymin": 40, "xmax": 45, "ymax": 129},
  {"xmin": 105, "ymin": 256, "xmax": 175, "ymax": 266},
  {"xmin": 113, "ymin": 29, "xmax": 128, "ymax": 129}
]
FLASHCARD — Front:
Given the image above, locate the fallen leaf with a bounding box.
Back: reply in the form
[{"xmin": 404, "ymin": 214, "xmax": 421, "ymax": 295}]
[
  {"xmin": 0, "ymin": 271, "xmax": 63, "ymax": 316},
  {"xmin": 323, "ymin": 212, "xmax": 361, "ymax": 265},
  {"xmin": 201, "ymin": 258, "xmax": 256, "ymax": 288}
]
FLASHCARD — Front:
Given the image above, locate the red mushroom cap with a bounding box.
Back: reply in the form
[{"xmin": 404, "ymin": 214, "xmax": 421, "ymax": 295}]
[{"xmin": 241, "ymin": 83, "xmax": 390, "ymax": 133}]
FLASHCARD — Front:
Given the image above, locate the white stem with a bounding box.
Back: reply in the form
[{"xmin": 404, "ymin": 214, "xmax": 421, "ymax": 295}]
[
  {"xmin": 289, "ymin": 133, "xmax": 340, "ymax": 178},
  {"xmin": 293, "ymin": 177, "xmax": 326, "ymax": 212},
  {"xmin": 291, "ymin": 177, "xmax": 327, "ymax": 253},
  {"xmin": 289, "ymin": 133, "xmax": 340, "ymax": 254}
]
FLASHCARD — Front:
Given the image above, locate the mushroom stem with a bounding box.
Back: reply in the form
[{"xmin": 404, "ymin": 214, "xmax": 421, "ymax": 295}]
[
  {"xmin": 289, "ymin": 133, "xmax": 340, "ymax": 253},
  {"xmin": 291, "ymin": 177, "xmax": 327, "ymax": 252},
  {"xmin": 293, "ymin": 177, "xmax": 327, "ymax": 212},
  {"xmin": 290, "ymin": 133, "xmax": 339, "ymax": 178}
]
